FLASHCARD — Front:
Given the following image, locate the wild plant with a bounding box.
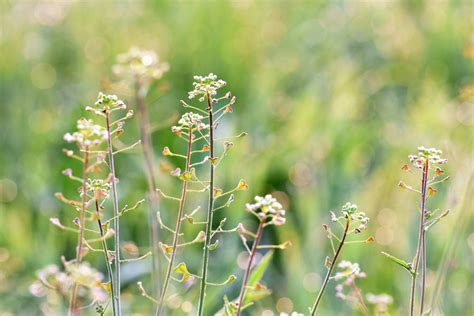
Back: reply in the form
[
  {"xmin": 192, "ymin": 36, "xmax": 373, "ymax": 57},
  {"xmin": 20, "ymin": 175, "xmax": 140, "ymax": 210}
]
[
  {"xmin": 310, "ymin": 202, "xmax": 374, "ymax": 315},
  {"xmin": 366, "ymin": 293, "xmax": 393, "ymax": 316},
  {"xmin": 152, "ymin": 73, "xmax": 246, "ymax": 315},
  {"xmin": 112, "ymin": 47, "xmax": 170, "ymax": 300},
  {"xmin": 383, "ymin": 146, "xmax": 449, "ymax": 316},
  {"xmin": 226, "ymin": 194, "xmax": 290, "ymax": 316},
  {"xmin": 34, "ymin": 93, "xmax": 146, "ymax": 315},
  {"xmin": 333, "ymin": 260, "xmax": 369, "ymax": 316}
]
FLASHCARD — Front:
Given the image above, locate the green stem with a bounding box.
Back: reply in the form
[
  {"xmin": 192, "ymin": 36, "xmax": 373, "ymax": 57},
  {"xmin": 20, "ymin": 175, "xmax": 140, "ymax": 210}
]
[
  {"xmin": 236, "ymin": 220, "xmax": 265, "ymax": 316},
  {"xmin": 95, "ymin": 199, "xmax": 116, "ymax": 315},
  {"xmin": 105, "ymin": 112, "xmax": 122, "ymax": 315},
  {"xmin": 68, "ymin": 146, "xmax": 89, "ymax": 316},
  {"xmin": 197, "ymin": 92, "xmax": 215, "ymax": 316},
  {"xmin": 135, "ymin": 80, "xmax": 162, "ymax": 301},
  {"xmin": 409, "ymin": 159, "xmax": 428, "ymax": 316},
  {"xmin": 156, "ymin": 128, "xmax": 193, "ymax": 315},
  {"xmin": 310, "ymin": 218, "xmax": 349, "ymax": 315}
]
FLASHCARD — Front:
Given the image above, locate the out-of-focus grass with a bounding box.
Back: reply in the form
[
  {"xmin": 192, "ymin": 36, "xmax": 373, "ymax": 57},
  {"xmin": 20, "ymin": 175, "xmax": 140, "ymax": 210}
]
[{"xmin": 0, "ymin": 1, "xmax": 472, "ymax": 315}]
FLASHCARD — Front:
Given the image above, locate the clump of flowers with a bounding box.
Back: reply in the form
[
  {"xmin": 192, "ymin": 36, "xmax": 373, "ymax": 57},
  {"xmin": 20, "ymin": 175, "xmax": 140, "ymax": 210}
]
[
  {"xmin": 153, "ymin": 74, "xmax": 247, "ymax": 316},
  {"xmin": 188, "ymin": 73, "xmax": 228, "ymax": 102},
  {"xmin": 35, "ymin": 92, "xmax": 144, "ymax": 316},
  {"xmin": 334, "ymin": 261, "xmax": 369, "ymax": 315},
  {"xmin": 225, "ymin": 194, "xmax": 290, "ymax": 316},
  {"xmin": 112, "ymin": 47, "xmax": 169, "ymax": 86},
  {"xmin": 384, "ymin": 146, "xmax": 449, "ymax": 316},
  {"xmin": 30, "ymin": 261, "xmax": 108, "ymax": 313},
  {"xmin": 245, "ymin": 194, "xmax": 287, "ymax": 226},
  {"xmin": 310, "ymin": 202, "xmax": 374, "ymax": 315}
]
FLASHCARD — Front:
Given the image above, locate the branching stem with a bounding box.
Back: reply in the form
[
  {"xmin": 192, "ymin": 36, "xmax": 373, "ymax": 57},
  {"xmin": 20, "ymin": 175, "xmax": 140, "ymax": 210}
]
[
  {"xmin": 68, "ymin": 146, "xmax": 89, "ymax": 316},
  {"xmin": 310, "ymin": 218, "xmax": 350, "ymax": 315},
  {"xmin": 156, "ymin": 127, "xmax": 193, "ymax": 316},
  {"xmin": 95, "ymin": 199, "xmax": 116, "ymax": 315},
  {"xmin": 236, "ymin": 220, "xmax": 265, "ymax": 316},
  {"xmin": 197, "ymin": 91, "xmax": 215, "ymax": 316},
  {"xmin": 105, "ymin": 112, "xmax": 122, "ymax": 315},
  {"xmin": 409, "ymin": 159, "xmax": 429, "ymax": 316},
  {"xmin": 135, "ymin": 80, "xmax": 162, "ymax": 301}
]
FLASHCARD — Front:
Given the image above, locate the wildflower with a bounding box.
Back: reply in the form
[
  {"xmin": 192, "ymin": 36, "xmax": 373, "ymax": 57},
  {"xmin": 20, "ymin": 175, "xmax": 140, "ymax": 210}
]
[
  {"xmin": 93, "ymin": 92, "xmax": 127, "ymax": 112},
  {"xmin": 177, "ymin": 112, "xmax": 207, "ymax": 129},
  {"xmin": 408, "ymin": 146, "xmax": 447, "ymax": 169},
  {"xmin": 334, "ymin": 261, "xmax": 366, "ymax": 303},
  {"xmin": 63, "ymin": 118, "xmax": 107, "ymax": 147},
  {"xmin": 112, "ymin": 47, "xmax": 169, "ymax": 84},
  {"xmin": 188, "ymin": 73, "xmax": 227, "ymax": 102},
  {"xmin": 245, "ymin": 194, "xmax": 287, "ymax": 226}
]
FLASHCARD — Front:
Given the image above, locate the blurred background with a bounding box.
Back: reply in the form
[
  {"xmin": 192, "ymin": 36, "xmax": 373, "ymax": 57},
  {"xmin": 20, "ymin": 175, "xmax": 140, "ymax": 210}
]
[{"xmin": 0, "ymin": 1, "xmax": 473, "ymax": 315}]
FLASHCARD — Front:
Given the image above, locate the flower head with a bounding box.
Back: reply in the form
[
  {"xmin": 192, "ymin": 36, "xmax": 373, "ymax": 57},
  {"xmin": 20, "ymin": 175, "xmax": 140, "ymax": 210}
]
[
  {"xmin": 188, "ymin": 73, "xmax": 227, "ymax": 102},
  {"xmin": 408, "ymin": 146, "xmax": 447, "ymax": 169},
  {"xmin": 63, "ymin": 118, "xmax": 107, "ymax": 147},
  {"xmin": 89, "ymin": 92, "xmax": 127, "ymax": 113},
  {"xmin": 112, "ymin": 47, "xmax": 169, "ymax": 84},
  {"xmin": 245, "ymin": 194, "xmax": 286, "ymax": 225},
  {"xmin": 86, "ymin": 178, "xmax": 112, "ymax": 200},
  {"xmin": 177, "ymin": 112, "xmax": 207, "ymax": 129},
  {"xmin": 334, "ymin": 261, "xmax": 366, "ymax": 300}
]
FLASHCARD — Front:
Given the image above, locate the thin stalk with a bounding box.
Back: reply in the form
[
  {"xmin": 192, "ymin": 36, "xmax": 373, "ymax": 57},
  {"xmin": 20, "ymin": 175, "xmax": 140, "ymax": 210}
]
[
  {"xmin": 420, "ymin": 160, "xmax": 429, "ymax": 315},
  {"xmin": 409, "ymin": 160, "xmax": 429, "ymax": 316},
  {"xmin": 197, "ymin": 92, "xmax": 215, "ymax": 316},
  {"xmin": 94, "ymin": 199, "xmax": 116, "ymax": 315},
  {"xmin": 68, "ymin": 146, "xmax": 89, "ymax": 316},
  {"xmin": 156, "ymin": 129, "xmax": 193, "ymax": 316},
  {"xmin": 310, "ymin": 218, "xmax": 350, "ymax": 316},
  {"xmin": 236, "ymin": 220, "xmax": 265, "ymax": 316},
  {"xmin": 350, "ymin": 281, "xmax": 369, "ymax": 316},
  {"xmin": 135, "ymin": 80, "xmax": 162, "ymax": 301},
  {"xmin": 105, "ymin": 112, "xmax": 122, "ymax": 315}
]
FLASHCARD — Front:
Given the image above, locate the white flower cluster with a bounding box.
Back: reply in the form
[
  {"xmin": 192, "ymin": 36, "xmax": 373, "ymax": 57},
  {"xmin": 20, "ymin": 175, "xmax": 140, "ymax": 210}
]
[
  {"xmin": 188, "ymin": 73, "xmax": 227, "ymax": 102},
  {"xmin": 112, "ymin": 47, "xmax": 169, "ymax": 83},
  {"xmin": 93, "ymin": 92, "xmax": 126, "ymax": 111},
  {"xmin": 172, "ymin": 112, "xmax": 209, "ymax": 135},
  {"xmin": 334, "ymin": 261, "xmax": 366, "ymax": 300},
  {"xmin": 30, "ymin": 262, "xmax": 107, "ymax": 303},
  {"xmin": 338, "ymin": 202, "xmax": 369, "ymax": 234},
  {"xmin": 86, "ymin": 178, "xmax": 112, "ymax": 200},
  {"xmin": 245, "ymin": 194, "xmax": 286, "ymax": 225},
  {"xmin": 408, "ymin": 146, "xmax": 447, "ymax": 169},
  {"xmin": 63, "ymin": 118, "xmax": 108, "ymax": 147}
]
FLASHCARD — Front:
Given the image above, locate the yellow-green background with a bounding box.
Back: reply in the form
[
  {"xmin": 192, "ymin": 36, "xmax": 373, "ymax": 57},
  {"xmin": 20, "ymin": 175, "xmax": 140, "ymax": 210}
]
[{"xmin": 0, "ymin": 1, "xmax": 472, "ymax": 315}]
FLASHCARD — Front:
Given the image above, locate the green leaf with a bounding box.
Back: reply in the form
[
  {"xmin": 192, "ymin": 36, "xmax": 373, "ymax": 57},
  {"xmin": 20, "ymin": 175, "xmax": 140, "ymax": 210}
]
[
  {"xmin": 381, "ymin": 252, "xmax": 415, "ymax": 276},
  {"xmin": 248, "ymin": 251, "xmax": 274, "ymax": 288}
]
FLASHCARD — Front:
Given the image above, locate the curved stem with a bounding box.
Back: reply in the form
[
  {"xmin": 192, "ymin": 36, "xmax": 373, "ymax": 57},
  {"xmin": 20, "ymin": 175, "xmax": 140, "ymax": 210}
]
[
  {"xmin": 197, "ymin": 92, "xmax": 215, "ymax": 316},
  {"xmin": 95, "ymin": 199, "xmax": 116, "ymax": 315},
  {"xmin": 310, "ymin": 218, "xmax": 349, "ymax": 316},
  {"xmin": 68, "ymin": 146, "xmax": 89, "ymax": 316},
  {"xmin": 156, "ymin": 128, "xmax": 193, "ymax": 315},
  {"xmin": 236, "ymin": 220, "xmax": 265, "ymax": 316},
  {"xmin": 135, "ymin": 80, "xmax": 162, "ymax": 301},
  {"xmin": 106, "ymin": 112, "xmax": 122, "ymax": 315},
  {"xmin": 409, "ymin": 159, "xmax": 429, "ymax": 316}
]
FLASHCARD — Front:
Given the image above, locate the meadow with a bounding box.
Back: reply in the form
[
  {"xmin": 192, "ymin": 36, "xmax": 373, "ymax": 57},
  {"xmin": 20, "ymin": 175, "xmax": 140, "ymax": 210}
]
[{"xmin": 0, "ymin": 1, "xmax": 472, "ymax": 315}]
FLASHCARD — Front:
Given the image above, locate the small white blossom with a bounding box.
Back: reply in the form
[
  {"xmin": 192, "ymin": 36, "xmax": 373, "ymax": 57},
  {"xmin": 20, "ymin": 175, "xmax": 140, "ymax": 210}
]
[{"xmin": 188, "ymin": 73, "xmax": 227, "ymax": 102}]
